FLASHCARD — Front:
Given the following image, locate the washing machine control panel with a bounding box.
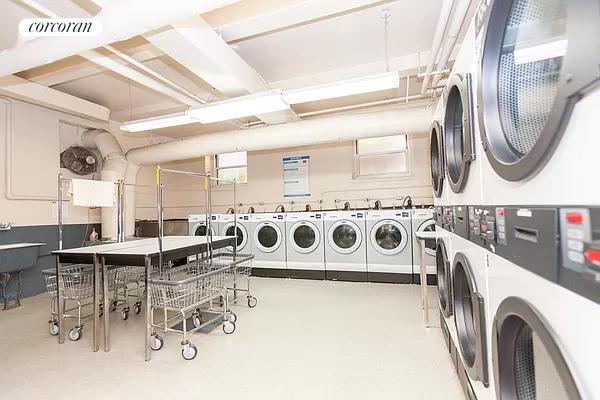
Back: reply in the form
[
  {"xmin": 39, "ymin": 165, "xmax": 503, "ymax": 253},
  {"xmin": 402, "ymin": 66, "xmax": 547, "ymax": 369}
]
[
  {"xmin": 468, "ymin": 207, "xmax": 496, "ymax": 247},
  {"xmin": 495, "ymin": 208, "xmax": 507, "ymax": 246},
  {"xmin": 443, "ymin": 207, "xmax": 454, "ymax": 231}
]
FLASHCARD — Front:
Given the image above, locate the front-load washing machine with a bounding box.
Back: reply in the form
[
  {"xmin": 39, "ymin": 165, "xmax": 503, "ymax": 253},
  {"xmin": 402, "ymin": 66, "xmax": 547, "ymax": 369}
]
[
  {"xmin": 250, "ymin": 213, "xmax": 286, "ymax": 277},
  {"xmin": 285, "ymin": 212, "xmax": 326, "ymax": 280},
  {"xmin": 219, "ymin": 213, "xmax": 253, "ymax": 254},
  {"xmin": 188, "ymin": 214, "xmax": 217, "ymax": 236},
  {"xmin": 487, "ymin": 250, "xmax": 600, "ymax": 400},
  {"xmin": 323, "ymin": 211, "xmax": 367, "ymax": 282},
  {"xmin": 450, "ymin": 234, "xmax": 492, "ymax": 400},
  {"xmin": 411, "ymin": 208, "xmax": 436, "ymax": 284},
  {"xmin": 366, "ymin": 209, "xmax": 413, "ymax": 283},
  {"xmin": 476, "ymin": 0, "xmax": 600, "ymax": 205}
]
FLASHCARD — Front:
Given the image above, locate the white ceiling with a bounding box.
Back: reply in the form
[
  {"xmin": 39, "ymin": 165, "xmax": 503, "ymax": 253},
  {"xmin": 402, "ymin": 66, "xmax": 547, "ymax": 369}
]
[{"xmin": 1, "ymin": 0, "xmax": 458, "ymax": 136}]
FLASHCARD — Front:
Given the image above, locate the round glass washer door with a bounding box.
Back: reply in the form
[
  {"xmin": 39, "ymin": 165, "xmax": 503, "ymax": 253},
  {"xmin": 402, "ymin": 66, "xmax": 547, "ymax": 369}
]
[
  {"xmin": 290, "ymin": 221, "xmax": 320, "ymax": 254},
  {"xmin": 478, "ymin": 0, "xmax": 600, "ymax": 181},
  {"xmin": 328, "ymin": 220, "xmax": 362, "ymax": 254},
  {"xmin": 430, "ymin": 120, "xmax": 445, "ymax": 198},
  {"xmin": 444, "ymin": 73, "xmax": 475, "ymax": 193},
  {"xmin": 194, "ymin": 224, "xmax": 214, "ymax": 237},
  {"xmin": 222, "ymin": 222, "xmax": 247, "ymax": 251},
  {"xmin": 370, "ymin": 220, "xmax": 408, "ymax": 256},
  {"xmin": 253, "ymin": 222, "xmax": 282, "ymax": 253},
  {"xmin": 493, "ymin": 297, "xmax": 581, "ymax": 400}
]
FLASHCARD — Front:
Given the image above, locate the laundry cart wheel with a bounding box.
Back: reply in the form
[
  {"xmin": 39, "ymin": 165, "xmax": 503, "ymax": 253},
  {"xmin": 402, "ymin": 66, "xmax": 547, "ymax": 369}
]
[
  {"xmin": 192, "ymin": 314, "xmax": 203, "ymax": 329},
  {"xmin": 223, "ymin": 320, "xmax": 236, "ymax": 334},
  {"xmin": 48, "ymin": 320, "xmax": 59, "ymax": 336},
  {"xmin": 69, "ymin": 327, "xmax": 82, "ymax": 341},
  {"xmin": 247, "ymin": 296, "xmax": 258, "ymax": 308},
  {"xmin": 121, "ymin": 309, "xmax": 129, "ymax": 320},
  {"xmin": 150, "ymin": 334, "xmax": 164, "ymax": 351},
  {"xmin": 228, "ymin": 312, "xmax": 237, "ymax": 324},
  {"xmin": 133, "ymin": 302, "xmax": 142, "ymax": 314},
  {"xmin": 181, "ymin": 343, "xmax": 197, "ymax": 360},
  {"xmin": 110, "ymin": 300, "xmax": 118, "ymax": 312}
]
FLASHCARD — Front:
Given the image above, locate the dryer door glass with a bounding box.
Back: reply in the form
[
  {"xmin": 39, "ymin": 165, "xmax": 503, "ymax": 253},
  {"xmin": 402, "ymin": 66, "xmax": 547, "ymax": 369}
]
[
  {"xmin": 257, "ymin": 226, "xmax": 278, "ymax": 249},
  {"xmin": 332, "ymin": 224, "xmax": 357, "ymax": 249},
  {"xmin": 225, "ymin": 226, "xmax": 244, "ymax": 246},
  {"xmin": 494, "ymin": 298, "xmax": 580, "ymax": 399},
  {"xmin": 195, "ymin": 225, "xmax": 207, "ymax": 236},
  {"xmin": 375, "ymin": 224, "xmax": 402, "ymax": 250},
  {"xmin": 294, "ymin": 225, "xmax": 316, "ymax": 249},
  {"xmin": 436, "ymin": 240, "xmax": 450, "ymax": 317},
  {"xmin": 430, "ymin": 122, "xmax": 444, "ymax": 198}
]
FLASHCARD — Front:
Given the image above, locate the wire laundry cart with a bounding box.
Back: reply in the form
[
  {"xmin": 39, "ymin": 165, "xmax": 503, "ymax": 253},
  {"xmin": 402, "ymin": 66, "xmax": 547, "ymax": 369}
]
[
  {"xmin": 43, "ymin": 265, "xmax": 112, "ymax": 341},
  {"xmin": 148, "ymin": 262, "xmax": 237, "ymax": 360},
  {"xmin": 111, "ymin": 266, "xmax": 145, "ymax": 320},
  {"xmin": 204, "ymin": 253, "xmax": 257, "ymax": 308}
]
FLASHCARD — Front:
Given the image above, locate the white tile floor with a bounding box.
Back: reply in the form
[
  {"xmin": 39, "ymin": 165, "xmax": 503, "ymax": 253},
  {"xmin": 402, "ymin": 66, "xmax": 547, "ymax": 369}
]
[{"xmin": 0, "ymin": 278, "xmax": 463, "ymax": 400}]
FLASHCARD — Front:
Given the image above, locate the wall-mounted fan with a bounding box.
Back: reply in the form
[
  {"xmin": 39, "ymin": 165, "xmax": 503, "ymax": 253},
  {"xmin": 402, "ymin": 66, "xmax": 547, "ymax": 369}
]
[{"xmin": 60, "ymin": 146, "xmax": 98, "ymax": 175}]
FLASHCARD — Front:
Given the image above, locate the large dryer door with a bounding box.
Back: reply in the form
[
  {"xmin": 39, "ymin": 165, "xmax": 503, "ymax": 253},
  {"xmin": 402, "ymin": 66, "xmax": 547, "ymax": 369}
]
[
  {"xmin": 328, "ymin": 220, "xmax": 362, "ymax": 254},
  {"xmin": 453, "ymin": 252, "xmax": 488, "ymax": 386},
  {"xmin": 444, "ymin": 73, "xmax": 475, "ymax": 193},
  {"xmin": 477, "ymin": 0, "xmax": 600, "ymax": 181},
  {"xmin": 222, "ymin": 222, "xmax": 248, "ymax": 252},
  {"xmin": 370, "ymin": 220, "xmax": 409, "ymax": 256},
  {"xmin": 493, "ymin": 297, "xmax": 580, "ymax": 399},
  {"xmin": 430, "ymin": 120, "xmax": 445, "ymax": 198},
  {"xmin": 254, "ymin": 222, "xmax": 282, "ymax": 253},
  {"xmin": 290, "ymin": 221, "xmax": 320, "ymax": 254},
  {"xmin": 436, "ymin": 239, "xmax": 452, "ymax": 318}
]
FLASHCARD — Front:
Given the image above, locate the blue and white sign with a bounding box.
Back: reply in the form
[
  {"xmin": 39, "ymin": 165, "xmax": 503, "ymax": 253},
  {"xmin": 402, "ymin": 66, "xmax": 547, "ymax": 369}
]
[{"xmin": 283, "ymin": 155, "xmax": 310, "ymax": 198}]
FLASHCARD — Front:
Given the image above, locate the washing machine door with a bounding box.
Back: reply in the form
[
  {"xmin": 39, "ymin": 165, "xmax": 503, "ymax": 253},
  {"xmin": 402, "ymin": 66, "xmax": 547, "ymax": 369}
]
[
  {"xmin": 370, "ymin": 219, "xmax": 408, "ymax": 256},
  {"xmin": 328, "ymin": 220, "xmax": 362, "ymax": 254},
  {"xmin": 452, "ymin": 252, "xmax": 488, "ymax": 386},
  {"xmin": 436, "ymin": 239, "xmax": 452, "ymax": 318},
  {"xmin": 444, "ymin": 73, "xmax": 475, "ymax": 193},
  {"xmin": 477, "ymin": 0, "xmax": 600, "ymax": 181},
  {"xmin": 493, "ymin": 297, "xmax": 580, "ymax": 399},
  {"xmin": 417, "ymin": 219, "xmax": 436, "ymax": 257},
  {"xmin": 290, "ymin": 221, "xmax": 320, "ymax": 254},
  {"xmin": 193, "ymin": 223, "xmax": 214, "ymax": 237},
  {"xmin": 222, "ymin": 222, "xmax": 247, "ymax": 252},
  {"xmin": 430, "ymin": 120, "xmax": 445, "ymax": 198},
  {"xmin": 254, "ymin": 222, "xmax": 282, "ymax": 253}
]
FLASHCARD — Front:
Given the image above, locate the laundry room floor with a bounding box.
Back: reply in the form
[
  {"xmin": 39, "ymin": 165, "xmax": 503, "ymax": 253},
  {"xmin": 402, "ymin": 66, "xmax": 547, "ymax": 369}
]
[{"xmin": 0, "ymin": 278, "xmax": 463, "ymax": 400}]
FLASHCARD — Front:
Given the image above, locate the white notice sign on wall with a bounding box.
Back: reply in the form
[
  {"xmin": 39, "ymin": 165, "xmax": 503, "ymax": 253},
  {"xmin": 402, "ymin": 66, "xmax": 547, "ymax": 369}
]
[{"xmin": 283, "ymin": 155, "xmax": 310, "ymax": 198}]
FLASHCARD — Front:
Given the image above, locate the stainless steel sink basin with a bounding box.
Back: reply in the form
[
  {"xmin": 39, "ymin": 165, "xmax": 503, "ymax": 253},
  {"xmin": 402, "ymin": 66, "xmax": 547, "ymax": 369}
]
[{"xmin": 0, "ymin": 243, "xmax": 45, "ymax": 274}]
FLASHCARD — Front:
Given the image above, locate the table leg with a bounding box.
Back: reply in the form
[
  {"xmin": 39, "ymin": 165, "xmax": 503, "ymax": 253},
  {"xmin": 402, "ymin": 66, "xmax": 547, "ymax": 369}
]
[
  {"xmin": 145, "ymin": 256, "xmax": 152, "ymax": 361},
  {"xmin": 93, "ymin": 255, "xmax": 100, "ymax": 352},
  {"xmin": 56, "ymin": 258, "xmax": 65, "ymax": 344},
  {"xmin": 420, "ymin": 241, "xmax": 430, "ymax": 328},
  {"xmin": 102, "ymin": 258, "xmax": 110, "ymax": 351}
]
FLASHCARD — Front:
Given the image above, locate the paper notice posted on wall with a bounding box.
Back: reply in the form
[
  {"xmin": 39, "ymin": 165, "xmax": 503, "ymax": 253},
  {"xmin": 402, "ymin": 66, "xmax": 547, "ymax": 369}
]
[
  {"xmin": 283, "ymin": 155, "xmax": 310, "ymax": 198},
  {"xmin": 70, "ymin": 179, "xmax": 115, "ymax": 207}
]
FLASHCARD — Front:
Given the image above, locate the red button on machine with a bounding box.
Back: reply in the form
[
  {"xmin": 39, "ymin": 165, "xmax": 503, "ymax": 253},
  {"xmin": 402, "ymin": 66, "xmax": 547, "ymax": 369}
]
[
  {"xmin": 585, "ymin": 248, "xmax": 600, "ymax": 265},
  {"xmin": 566, "ymin": 213, "xmax": 584, "ymax": 224}
]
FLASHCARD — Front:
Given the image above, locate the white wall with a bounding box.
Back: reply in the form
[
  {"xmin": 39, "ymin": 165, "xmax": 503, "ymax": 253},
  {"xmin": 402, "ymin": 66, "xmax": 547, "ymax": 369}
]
[{"xmin": 143, "ymin": 132, "xmax": 434, "ymax": 218}]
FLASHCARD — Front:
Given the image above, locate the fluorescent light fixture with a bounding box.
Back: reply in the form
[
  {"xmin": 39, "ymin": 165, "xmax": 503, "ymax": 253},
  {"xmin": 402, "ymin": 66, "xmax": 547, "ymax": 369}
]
[
  {"xmin": 187, "ymin": 90, "xmax": 290, "ymax": 123},
  {"xmin": 282, "ymin": 71, "xmax": 400, "ymax": 104},
  {"xmin": 513, "ymin": 39, "xmax": 568, "ymax": 65},
  {"xmin": 120, "ymin": 112, "xmax": 197, "ymax": 132}
]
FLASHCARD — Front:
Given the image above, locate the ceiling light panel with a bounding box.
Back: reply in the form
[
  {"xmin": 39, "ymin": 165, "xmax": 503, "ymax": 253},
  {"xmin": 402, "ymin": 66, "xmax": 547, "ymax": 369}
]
[{"xmin": 120, "ymin": 112, "xmax": 197, "ymax": 132}]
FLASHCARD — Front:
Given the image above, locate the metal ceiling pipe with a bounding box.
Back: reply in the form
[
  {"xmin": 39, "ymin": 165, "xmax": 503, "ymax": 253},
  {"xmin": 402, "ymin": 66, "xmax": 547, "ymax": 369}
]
[
  {"xmin": 420, "ymin": 0, "xmax": 454, "ymax": 94},
  {"xmin": 430, "ymin": 0, "xmax": 471, "ymax": 88},
  {"xmin": 125, "ymin": 105, "xmax": 432, "ymax": 166}
]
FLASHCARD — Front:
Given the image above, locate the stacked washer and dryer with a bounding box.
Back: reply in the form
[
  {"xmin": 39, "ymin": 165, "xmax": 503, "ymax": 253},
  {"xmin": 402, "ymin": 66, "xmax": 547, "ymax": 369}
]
[{"xmin": 433, "ymin": 0, "xmax": 600, "ymax": 399}]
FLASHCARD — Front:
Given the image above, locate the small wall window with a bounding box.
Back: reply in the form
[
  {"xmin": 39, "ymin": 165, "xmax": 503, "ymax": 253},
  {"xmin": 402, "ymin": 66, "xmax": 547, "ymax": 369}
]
[
  {"xmin": 354, "ymin": 134, "xmax": 409, "ymax": 178},
  {"xmin": 216, "ymin": 151, "xmax": 247, "ymax": 185}
]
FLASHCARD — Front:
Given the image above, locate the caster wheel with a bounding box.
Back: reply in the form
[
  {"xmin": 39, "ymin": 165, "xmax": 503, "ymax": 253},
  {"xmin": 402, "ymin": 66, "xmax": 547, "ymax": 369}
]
[
  {"xmin": 121, "ymin": 310, "xmax": 129, "ymax": 320},
  {"xmin": 69, "ymin": 327, "xmax": 82, "ymax": 341},
  {"xmin": 181, "ymin": 343, "xmax": 197, "ymax": 360},
  {"xmin": 150, "ymin": 334, "xmax": 164, "ymax": 351},
  {"xmin": 223, "ymin": 321, "xmax": 236, "ymax": 334},
  {"xmin": 133, "ymin": 303, "xmax": 142, "ymax": 314},
  {"xmin": 192, "ymin": 314, "xmax": 203, "ymax": 329},
  {"xmin": 227, "ymin": 312, "xmax": 237, "ymax": 324},
  {"xmin": 110, "ymin": 300, "xmax": 118, "ymax": 312},
  {"xmin": 247, "ymin": 296, "xmax": 258, "ymax": 308},
  {"xmin": 48, "ymin": 320, "xmax": 59, "ymax": 336}
]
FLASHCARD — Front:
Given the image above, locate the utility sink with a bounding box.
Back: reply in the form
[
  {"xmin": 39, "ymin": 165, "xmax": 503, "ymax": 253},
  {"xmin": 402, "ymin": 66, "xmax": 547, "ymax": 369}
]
[
  {"xmin": 0, "ymin": 243, "xmax": 45, "ymax": 310},
  {"xmin": 0, "ymin": 243, "xmax": 45, "ymax": 274}
]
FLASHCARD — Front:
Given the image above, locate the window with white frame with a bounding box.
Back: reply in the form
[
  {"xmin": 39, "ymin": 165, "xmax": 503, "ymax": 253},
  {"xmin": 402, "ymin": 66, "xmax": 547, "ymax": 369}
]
[
  {"xmin": 354, "ymin": 134, "xmax": 409, "ymax": 178},
  {"xmin": 216, "ymin": 151, "xmax": 247, "ymax": 185}
]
